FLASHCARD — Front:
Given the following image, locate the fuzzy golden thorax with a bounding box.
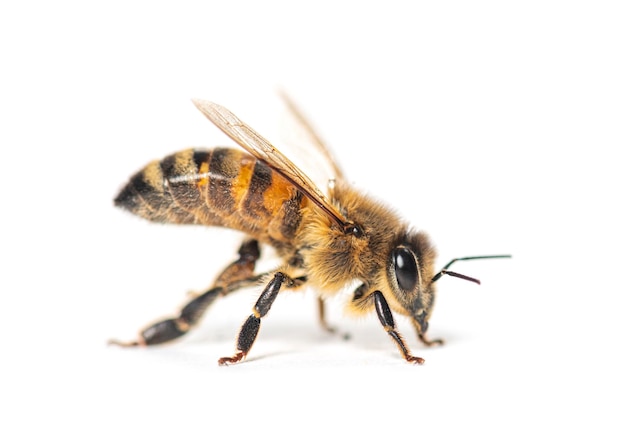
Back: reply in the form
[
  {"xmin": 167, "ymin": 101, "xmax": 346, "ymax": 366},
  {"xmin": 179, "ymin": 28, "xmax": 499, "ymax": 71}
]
[{"xmin": 297, "ymin": 181, "xmax": 438, "ymax": 324}]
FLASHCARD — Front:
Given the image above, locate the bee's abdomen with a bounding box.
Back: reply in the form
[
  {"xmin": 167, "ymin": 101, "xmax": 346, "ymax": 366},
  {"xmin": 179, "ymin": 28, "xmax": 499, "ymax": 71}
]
[{"xmin": 115, "ymin": 148, "xmax": 305, "ymax": 245}]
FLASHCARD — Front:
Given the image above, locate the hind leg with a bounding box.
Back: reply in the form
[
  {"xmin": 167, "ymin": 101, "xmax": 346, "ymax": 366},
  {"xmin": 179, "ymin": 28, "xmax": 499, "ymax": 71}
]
[{"xmin": 109, "ymin": 239, "xmax": 261, "ymax": 347}]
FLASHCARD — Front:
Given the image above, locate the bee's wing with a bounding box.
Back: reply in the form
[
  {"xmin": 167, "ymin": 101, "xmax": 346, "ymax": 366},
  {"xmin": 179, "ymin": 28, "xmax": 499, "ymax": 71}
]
[
  {"xmin": 276, "ymin": 91, "xmax": 345, "ymax": 186},
  {"xmin": 192, "ymin": 99, "xmax": 349, "ymax": 230}
]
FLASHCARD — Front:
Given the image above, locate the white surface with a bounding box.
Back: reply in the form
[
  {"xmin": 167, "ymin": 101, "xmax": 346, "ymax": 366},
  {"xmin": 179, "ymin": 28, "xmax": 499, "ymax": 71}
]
[{"xmin": 1, "ymin": 1, "xmax": 624, "ymax": 433}]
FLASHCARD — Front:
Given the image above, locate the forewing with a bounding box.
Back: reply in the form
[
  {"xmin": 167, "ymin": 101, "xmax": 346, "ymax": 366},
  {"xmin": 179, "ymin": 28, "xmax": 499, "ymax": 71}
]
[{"xmin": 192, "ymin": 99, "xmax": 348, "ymax": 230}]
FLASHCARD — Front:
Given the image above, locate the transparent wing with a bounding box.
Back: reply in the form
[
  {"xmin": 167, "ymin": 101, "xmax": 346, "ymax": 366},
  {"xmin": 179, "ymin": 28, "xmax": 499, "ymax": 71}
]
[
  {"xmin": 276, "ymin": 91, "xmax": 345, "ymax": 186},
  {"xmin": 192, "ymin": 98, "xmax": 349, "ymax": 231}
]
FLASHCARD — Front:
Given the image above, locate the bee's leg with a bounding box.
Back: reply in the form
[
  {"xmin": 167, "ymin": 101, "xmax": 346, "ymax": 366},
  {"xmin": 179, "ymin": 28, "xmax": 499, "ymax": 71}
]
[
  {"xmin": 212, "ymin": 239, "xmax": 260, "ymax": 289},
  {"xmin": 108, "ymin": 286, "xmax": 225, "ymax": 347},
  {"xmin": 317, "ymin": 297, "xmax": 335, "ymax": 333},
  {"xmin": 416, "ymin": 331, "xmax": 444, "ymax": 347},
  {"xmin": 372, "ymin": 291, "xmax": 425, "ymax": 365},
  {"xmin": 317, "ymin": 297, "xmax": 350, "ymax": 340},
  {"xmin": 218, "ymin": 272, "xmax": 305, "ymax": 365},
  {"xmin": 109, "ymin": 239, "xmax": 261, "ymax": 347}
]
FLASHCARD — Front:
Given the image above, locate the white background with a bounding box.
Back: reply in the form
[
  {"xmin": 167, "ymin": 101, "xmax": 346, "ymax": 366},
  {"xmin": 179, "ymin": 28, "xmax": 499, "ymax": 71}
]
[{"xmin": 1, "ymin": 1, "xmax": 624, "ymax": 432}]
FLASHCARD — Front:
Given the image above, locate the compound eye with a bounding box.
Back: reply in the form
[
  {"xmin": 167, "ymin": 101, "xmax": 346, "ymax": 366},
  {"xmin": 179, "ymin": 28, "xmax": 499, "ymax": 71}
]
[{"xmin": 392, "ymin": 247, "xmax": 419, "ymax": 291}]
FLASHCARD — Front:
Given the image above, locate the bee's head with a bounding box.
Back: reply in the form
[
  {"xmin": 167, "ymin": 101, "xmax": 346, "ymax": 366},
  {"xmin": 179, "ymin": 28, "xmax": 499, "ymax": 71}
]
[
  {"xmin": 386, "ymin": 230, "xmax": 438, "ymax": 335},
  {"xmin": 385, "ymin": 231, "xmax": 503, "ymax": 335}
]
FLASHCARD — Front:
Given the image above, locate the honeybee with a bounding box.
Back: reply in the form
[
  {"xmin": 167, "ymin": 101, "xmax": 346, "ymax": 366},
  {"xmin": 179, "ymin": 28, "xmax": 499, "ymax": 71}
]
[{"xmin": 110, "ymin": 95, "xmax": 509, "ymax": 365}]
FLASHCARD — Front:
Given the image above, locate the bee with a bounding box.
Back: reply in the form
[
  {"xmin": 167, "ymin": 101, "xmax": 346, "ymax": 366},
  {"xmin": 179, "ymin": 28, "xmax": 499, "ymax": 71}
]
[{"xmin": 110, "ymin": 95, "xmax": 510, "ymax": 365}]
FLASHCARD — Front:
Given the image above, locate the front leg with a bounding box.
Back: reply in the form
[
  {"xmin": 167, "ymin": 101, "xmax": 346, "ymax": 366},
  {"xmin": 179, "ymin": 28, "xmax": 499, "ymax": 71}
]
[
  {"xmin": 218, "ymin": 272, "xmax": 305, "ymax": 365},
  {"xmin": 417, "ymin": 332, "xmax": 444, "ymax": 347},
  {"xmin": 372, "ymin": 291, "xmax": 425, "ymax": 364},
  {"xmin": 411, "ymin": 311, "xmax": 444, "ymax": 347}
]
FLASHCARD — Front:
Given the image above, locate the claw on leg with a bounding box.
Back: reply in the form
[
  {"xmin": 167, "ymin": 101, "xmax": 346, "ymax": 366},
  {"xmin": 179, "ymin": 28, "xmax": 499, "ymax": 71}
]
[
  {"xmin": 218, "ymin": 352, "xmax": 246, "ymax": 366},
  {"xmin": 108, "ymin": 338, "xmax": 142, "ymax": 347},
  {"xmin": 406, "ymin": 355, "xmax": 426, "ymax": 365}
]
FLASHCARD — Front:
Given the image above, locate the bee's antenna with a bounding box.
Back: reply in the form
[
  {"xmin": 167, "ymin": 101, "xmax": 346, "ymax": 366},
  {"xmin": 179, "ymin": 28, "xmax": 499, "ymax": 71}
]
[{"xmin": 431, "ymin": 255, "xmax": 511, "ymax": 284}]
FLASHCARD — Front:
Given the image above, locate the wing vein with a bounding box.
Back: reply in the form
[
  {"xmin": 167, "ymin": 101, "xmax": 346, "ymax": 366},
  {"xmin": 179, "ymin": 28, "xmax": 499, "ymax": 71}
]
[{"xmin": 192, "ymin": 99, "xmax": 349, "ymax": 231}]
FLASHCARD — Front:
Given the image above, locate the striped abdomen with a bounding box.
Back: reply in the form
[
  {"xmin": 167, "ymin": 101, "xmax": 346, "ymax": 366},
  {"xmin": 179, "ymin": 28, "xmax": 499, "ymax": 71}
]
[{"xmin": 115, "ymin": 148, "xmax": 307, "ymax": 247}]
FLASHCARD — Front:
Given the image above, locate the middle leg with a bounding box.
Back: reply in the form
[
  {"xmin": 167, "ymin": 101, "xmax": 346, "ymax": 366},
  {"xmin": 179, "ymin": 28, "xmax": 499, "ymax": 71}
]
[
  {"xmin": 317, "ymin": 297, "xmax": 350, "ymax": 340},
  {"xmin": 218, "ymin": 272, "xmax": 305, "ymax": 365}
]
